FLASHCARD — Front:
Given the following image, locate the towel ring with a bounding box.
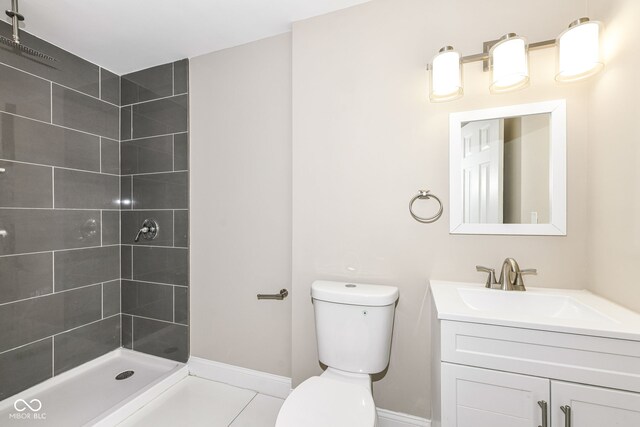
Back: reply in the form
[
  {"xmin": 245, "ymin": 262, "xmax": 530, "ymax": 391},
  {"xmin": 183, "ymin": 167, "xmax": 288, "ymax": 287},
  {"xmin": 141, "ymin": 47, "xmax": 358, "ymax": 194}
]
[{"xmin": 409, "ymin": 190, "xmax": 443, "ymax": 224}]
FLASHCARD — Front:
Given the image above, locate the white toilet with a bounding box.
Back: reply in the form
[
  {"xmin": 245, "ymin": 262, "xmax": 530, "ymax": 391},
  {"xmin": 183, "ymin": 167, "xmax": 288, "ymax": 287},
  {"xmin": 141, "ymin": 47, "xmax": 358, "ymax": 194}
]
[{"xmin": 276, "ymin": 280, "xmax": 399, "ymax": 427}]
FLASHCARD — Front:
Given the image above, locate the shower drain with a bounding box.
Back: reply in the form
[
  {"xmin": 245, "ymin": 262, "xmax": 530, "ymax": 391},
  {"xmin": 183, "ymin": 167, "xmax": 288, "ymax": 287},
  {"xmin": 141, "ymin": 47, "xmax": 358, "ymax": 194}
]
[{"xmin": 115, "ymin": 370, "xmax": 135, "ymax": 380}]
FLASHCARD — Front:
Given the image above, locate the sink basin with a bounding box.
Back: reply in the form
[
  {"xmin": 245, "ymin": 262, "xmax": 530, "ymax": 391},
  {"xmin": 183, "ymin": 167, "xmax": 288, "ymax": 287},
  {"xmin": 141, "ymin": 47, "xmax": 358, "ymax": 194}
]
[
  {"xmin": 429, "ymin": 281, "xmax": 640, "ymax": 341},
  {"xmin": 457, "ymin": 287, "xmax": 617, "ymax": 323}
]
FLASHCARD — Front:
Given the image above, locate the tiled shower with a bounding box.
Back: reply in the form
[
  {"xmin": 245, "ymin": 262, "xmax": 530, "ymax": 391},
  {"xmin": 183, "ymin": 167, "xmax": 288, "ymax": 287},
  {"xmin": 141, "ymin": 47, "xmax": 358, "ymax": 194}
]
[
  {"xmin": 0, "ymin": 21, "xmax": 189, "ymax": 401},
  {"xmin": 119, "ymin": 61, "xmax": 190, "ymax": 362}
]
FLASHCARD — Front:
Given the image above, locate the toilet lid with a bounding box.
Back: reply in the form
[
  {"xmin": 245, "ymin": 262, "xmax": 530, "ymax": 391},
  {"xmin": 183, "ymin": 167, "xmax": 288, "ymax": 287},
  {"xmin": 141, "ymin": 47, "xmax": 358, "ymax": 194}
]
[{"xmin": 276, "ymin": 376, "xmax": 376, "ymax": 427}]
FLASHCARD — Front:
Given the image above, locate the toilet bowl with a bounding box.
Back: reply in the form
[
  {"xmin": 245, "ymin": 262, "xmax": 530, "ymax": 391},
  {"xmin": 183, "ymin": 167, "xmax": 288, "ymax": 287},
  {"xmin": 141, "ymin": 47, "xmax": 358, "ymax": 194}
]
[
  {"xmin": 276, "ymin": 280, "xmax": 398, "ymax": 427},
  {"xmin": 276, "ymin": 371, "xmax": 377, "ymax": 427}
]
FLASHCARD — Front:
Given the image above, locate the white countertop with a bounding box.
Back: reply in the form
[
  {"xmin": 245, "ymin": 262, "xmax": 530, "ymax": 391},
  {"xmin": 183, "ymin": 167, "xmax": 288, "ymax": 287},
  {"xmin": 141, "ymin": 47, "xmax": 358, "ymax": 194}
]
[{"xmin": 429, "ymin": 280, "xmax": 640, "ymax": 342}]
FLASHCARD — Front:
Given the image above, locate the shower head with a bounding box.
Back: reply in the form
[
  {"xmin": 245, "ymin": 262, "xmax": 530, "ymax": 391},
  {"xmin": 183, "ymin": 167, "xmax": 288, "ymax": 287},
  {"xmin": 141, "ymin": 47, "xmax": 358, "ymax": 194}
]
[
  {"xmin": 2, "ymin": 0, "xmax": 57, "ymax": 62},
  {"xmin": 0, "ymin": 36, "xmax": 57, "ymax": 61}
]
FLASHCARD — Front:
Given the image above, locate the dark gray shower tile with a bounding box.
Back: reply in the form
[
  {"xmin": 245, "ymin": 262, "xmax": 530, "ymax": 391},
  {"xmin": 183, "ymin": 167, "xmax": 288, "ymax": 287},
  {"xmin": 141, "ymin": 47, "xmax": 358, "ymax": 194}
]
[
  {"xmin": 121, "ymin": 314, "xmax": 133, "ymax": 349},
  {"xmin": 54, "ymin": 168, "xmax": 119, "ymax": 210},
  {"xmin": 0, "ymin": 338, "xmax": 52, "ymax": 400},
  {"xmin": 101, "ymin": 137, "xmax": 120, "ymax": 175},
  {"xmin": 121, "ymin": 245, "xmax": 133, "ymax": 279},
  {"xmin": 0, "ymin": 112, "xmax": 100, "ymax": 171},
  {"xmin": 0, "ymin": 284, "xmax": 102, "ymax": 353},
  {"xmin": 0, "ymin": 209, "xmax": 100, "ymax": 256},
  {"xmin": 53, "ymin": 315, "xmax": 120, "ymax": 375},
  {"xmin": 173, "ymin": 133, "xmax": 188, "ymax": 170},
  {"xmin": 0, "ymin": 63, "xmax": 51, "ymax": 122},
  {"xmin": 121, "ymin": 135, "xmax": 173, "ymax": 175},
  {"xmin": 103, "ymin": 280, "xmax": 121, "ymax": 318},
  {"xmin": 0, "ymin": 252, "xmax": 53, "ymax": 304},
  {"xmin": 173, "ymin": 59, "xmax": 189, "ymax": 95},
  {"xmin": 121, "ymin": 280, "xmax": 173, "ymax": 322},
  {"xmin": 132, "ymin": 172, "xmax": 188, "ymax": 209},
  {"xmin": 102, "ymin": 210, "xmax": 120, "ymax": 246},
  {"xmin": 120, "ymin": 175, "xmax": 132, "ymax": 210},
  {"xmin": 132, "ymin": 95, "xmax": 188, "ymax": 138},
  {"xmin": 51, "ymin": 85, "xmax": 119, "ymax": 139},
  {"xmin": 122, "ymin": 63, "xmax": 173, "ymax": 105},
  {"xmin": 100, "ymin": 68, "xmax": 120, "ymax": 105},
  {"xmin": 0, "ymin": 21, "xmax": 99, "ymax": 97},
  {"xmin": 132, "ymin": 317, "xmax": 188, "ymax": 362},
  {"xmin": 54, "ymin": 246, "xmax": 119, "ymax": 291},
  {"xmin": 121, "ymin": 105, "xmax": 132, "ymax": 140},
  {"xmin": 174, "ymin": 287, "xmax": 188, "ymax": 325},
  {"xmin": 174, "ymin": 210, "xmax": 188, "ymax": 247},
  {"xmin": 121, "ymin": 210, "xmax": 173, "ymax": 246},
  {"xmin": 133, "ymin": 246, "xmax": 188, "ymax": 286},
  {"xmin": 0, "ymin": 160, "xmax": 52, "ymax": 208}
]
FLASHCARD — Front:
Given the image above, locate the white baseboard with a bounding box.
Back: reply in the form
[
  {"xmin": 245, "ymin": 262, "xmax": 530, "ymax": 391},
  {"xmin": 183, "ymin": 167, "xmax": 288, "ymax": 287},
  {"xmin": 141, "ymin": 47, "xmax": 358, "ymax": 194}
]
[
  {"xmin": 377, "ymin": 408, "xmax": 431, "ymax": 427},
  {"xmin": 188, "ymin": 356, "xmax": 430, "ymax": 426},
  {"xmin": 188, "ymin": 356, "xmax": 292, "ymax": 399}
]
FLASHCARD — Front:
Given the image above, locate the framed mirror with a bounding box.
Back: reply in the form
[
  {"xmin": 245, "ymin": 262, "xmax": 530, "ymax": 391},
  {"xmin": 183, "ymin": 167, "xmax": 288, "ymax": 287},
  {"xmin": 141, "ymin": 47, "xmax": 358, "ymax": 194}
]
[{"xmin": 449, "ymin": 100, "xmax": 566, "ymax": 235}]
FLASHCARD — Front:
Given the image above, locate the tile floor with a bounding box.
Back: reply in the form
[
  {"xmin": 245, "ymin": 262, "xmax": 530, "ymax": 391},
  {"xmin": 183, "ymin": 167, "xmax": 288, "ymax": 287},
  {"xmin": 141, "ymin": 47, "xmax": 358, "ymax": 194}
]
[{"xmin": 118, "ymin": 376, "xmax": 284, "ymax": 427}]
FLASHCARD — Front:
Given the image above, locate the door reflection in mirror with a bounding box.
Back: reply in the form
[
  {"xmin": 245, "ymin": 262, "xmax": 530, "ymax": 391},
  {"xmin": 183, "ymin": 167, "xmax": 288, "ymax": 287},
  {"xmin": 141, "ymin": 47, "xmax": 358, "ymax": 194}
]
[{"xmin": 461, "ymin": 113, "xmax": 550, "ymax": 225}]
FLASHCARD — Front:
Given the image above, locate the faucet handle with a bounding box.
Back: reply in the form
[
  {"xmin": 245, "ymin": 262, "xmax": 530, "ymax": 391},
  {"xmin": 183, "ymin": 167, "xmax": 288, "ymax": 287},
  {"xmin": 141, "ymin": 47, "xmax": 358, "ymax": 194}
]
[
  {"xmin": 514, "ymin": 268, "xmax": 537, "ymax": 291},
  {"xmin": 476, "ymin": 266, "xmax": 497, "ymax": 288}
]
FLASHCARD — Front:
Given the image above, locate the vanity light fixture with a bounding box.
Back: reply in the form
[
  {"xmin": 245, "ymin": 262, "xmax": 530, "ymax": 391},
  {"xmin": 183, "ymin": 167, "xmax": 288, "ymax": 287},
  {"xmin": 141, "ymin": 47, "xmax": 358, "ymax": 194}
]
[
  {"xmin": 427, "ymin": 17, "xmax": 604, "ymax": 102},
  {"xmin": 556, "ymin": 18, "xmax": 603, "ymax": 82},
  {"xmin": 429, "ymin": 46, "xmax": 463, "ymax": 102},
  {"xmin": 490, "ymin": 34, "xmax": 529, "ymax": 93}
]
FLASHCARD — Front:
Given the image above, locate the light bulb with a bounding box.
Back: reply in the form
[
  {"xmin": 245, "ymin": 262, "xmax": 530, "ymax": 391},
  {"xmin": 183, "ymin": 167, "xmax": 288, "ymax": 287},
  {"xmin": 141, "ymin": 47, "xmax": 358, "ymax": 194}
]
[
  {"xmin": 556, "ymin": 18, "xmax": 603, "ymax": 82},
  {"xmin": 429, "ymin": 46, "xmax": 463, "ymax": 102},
  {"xmin": 490, "ymin": 33, "xmax": 529, "ymax": 93}
]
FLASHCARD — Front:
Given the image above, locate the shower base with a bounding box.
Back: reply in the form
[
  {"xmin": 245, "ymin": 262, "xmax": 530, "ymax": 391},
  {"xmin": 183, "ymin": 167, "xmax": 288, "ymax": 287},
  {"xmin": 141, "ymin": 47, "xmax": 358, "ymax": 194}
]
[{"xmin": 0, "ymin": 348, "xmax": 187, "ymax": 426}]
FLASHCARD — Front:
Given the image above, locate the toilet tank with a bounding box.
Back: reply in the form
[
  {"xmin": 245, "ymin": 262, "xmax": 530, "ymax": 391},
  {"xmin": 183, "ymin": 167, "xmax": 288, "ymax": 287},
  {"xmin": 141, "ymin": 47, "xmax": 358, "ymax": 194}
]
[{"xmin": 311, "ymin": 281, "xmax": 399, "ymax": 374}]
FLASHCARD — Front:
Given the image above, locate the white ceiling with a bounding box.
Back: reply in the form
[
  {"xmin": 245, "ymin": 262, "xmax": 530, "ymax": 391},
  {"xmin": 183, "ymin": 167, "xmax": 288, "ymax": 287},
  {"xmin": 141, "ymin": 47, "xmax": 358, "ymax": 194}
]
[{"xmin": 16, "ymin": 0, "xmax": 371, "ymax": 74}]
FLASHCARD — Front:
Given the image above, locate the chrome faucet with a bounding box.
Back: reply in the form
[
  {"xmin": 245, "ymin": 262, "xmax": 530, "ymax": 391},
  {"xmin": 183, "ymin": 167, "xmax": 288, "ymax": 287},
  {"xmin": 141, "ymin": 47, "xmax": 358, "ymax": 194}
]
[{"xmin": 476, "ymin": 258, "xmax": 537, "ymax": 291}]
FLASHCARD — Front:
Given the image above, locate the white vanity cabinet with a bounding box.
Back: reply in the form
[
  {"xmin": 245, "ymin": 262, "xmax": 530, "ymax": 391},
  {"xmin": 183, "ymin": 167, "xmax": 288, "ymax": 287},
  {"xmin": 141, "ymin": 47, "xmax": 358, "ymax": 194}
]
[
  {"xmin": 429, "ymin": 281, "xmax": 640, "ymax": 427},
  {"xmin": 551, "ymin": 381, "xmax": 640, "ymax": 427},
  {"xmin": 442, "ymin": 363, "xmax": 549, "ymax": 427},
  {"xmin": 440, "ymin": 362, "xmax": 640, "ymax": 427}
]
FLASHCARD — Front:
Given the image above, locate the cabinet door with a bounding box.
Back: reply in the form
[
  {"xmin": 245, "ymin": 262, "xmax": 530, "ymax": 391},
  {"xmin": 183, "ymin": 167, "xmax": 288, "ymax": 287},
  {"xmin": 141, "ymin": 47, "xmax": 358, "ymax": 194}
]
[
  {"xmin": 551, "ymin": 381, "xmax": 640, "ymax": 426},
  {"xmin": 442, "ymin": 363, "xmax": 550, "ymax": 427}
]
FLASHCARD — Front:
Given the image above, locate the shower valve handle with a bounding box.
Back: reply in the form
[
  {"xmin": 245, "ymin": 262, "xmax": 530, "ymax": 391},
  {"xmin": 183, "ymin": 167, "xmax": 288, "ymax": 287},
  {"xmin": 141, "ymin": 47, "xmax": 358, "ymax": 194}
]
[
  {"xmin": 134, "ymin": 219, "xmax": 159, "ymax": 243},
  {"xmin": 134, "ymin": 227, "xmax": 149, "ymax": 242}
]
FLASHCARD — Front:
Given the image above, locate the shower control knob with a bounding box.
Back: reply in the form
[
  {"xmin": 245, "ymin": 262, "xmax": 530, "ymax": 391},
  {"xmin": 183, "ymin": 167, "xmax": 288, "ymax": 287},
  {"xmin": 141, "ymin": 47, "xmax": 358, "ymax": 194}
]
[{"xmin": 134, "ymin": 218, "xmax": 159, "ymax": 242}]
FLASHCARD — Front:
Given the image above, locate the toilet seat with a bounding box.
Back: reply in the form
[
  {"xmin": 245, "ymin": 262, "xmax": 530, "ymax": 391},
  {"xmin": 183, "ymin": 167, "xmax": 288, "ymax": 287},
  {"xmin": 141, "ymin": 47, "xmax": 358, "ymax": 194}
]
[{"xmin": 275, "ymin": 376, "xmax": 377, "ymax": 427}]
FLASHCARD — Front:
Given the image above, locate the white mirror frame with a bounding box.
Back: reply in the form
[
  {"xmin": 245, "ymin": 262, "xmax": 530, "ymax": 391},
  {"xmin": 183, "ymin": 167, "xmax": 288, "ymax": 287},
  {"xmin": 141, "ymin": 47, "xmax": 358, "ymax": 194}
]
[{"xmin": 449, "ymin": 100, "xmax": 567, "ymax": 235}]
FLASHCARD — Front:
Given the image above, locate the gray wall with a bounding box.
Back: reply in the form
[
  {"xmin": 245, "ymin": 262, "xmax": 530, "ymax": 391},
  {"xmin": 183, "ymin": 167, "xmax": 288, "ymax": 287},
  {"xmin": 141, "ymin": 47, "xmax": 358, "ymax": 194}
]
[
  {"xmin": 0, "ymin": 22, "xmax": 121, "ymax": 400},
  {"xmin": 119, "ymin": 61, "xmax": 190, "ymax": 362},
  {"xmin": 291, "ymin": 0, "xmax": 589, "ymax": 417},
  {"xmin": 586, "ymin": 0, "xmax": 640, "ymax": 311},
  {"xmin": 190, "ymin": 33, "xmax": 292, "ymax": 376}
]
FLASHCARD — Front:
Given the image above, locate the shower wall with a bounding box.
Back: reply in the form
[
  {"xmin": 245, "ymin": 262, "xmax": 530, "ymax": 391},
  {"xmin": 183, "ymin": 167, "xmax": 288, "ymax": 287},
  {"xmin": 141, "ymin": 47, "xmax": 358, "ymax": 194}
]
[
  {"xmin": 119, "ymin": 61, "xmax": 190, "ymax": 362},
  {"xmin": 0, "ymin": 22, "xmax": 121, "ymax": 400}
]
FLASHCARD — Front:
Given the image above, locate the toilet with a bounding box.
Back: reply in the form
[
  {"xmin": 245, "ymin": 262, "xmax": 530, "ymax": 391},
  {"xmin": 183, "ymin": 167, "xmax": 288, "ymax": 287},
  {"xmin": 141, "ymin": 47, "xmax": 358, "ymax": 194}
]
[{"xmin": 276, "ymin": 280, "xmax": 399, "ymax": 427}]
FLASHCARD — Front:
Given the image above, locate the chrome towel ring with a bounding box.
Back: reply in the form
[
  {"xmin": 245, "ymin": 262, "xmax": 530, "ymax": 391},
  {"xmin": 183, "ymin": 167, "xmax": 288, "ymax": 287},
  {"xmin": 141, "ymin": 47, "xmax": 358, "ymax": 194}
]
[{"xmin": 409, "ymin": 190, "xmax": 443, "ymax": 224}]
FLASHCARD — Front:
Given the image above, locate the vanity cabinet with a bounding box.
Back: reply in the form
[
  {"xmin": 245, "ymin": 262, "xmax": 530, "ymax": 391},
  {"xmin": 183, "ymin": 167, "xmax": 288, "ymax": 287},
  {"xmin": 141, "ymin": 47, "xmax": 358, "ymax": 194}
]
[
  {"xmin": 441, "ymin": 363, "xmax": 640, "ymax": 427},
  {"xmin": 431, "ymin": 320, "xmax": 640, "ymax": 427},
  {"xmin": 429, "ymin": 281, "xmax": 640, "ymax": 427},
  {"xmin": 442, "ymin": 363, "xmax": 549, "ymax": 427},
  {"xmin": 551, "ymin": 381, "xmax": 640, "ymax": 426}
]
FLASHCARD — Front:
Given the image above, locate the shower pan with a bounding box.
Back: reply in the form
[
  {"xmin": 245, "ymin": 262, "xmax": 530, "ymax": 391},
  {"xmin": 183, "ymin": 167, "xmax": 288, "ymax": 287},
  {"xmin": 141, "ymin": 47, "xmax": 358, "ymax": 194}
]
[{"xmin": 0, "ymin": 349, "xmax": 187, "ymax": 426}]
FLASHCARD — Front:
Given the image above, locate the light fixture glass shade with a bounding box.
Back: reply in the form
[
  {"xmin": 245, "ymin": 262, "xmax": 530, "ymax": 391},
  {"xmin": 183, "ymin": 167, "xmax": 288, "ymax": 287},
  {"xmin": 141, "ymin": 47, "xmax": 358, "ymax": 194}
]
[
  {"xmin": 490, "ymin": 34, "xmax": 529, "ymax": 93},
  {"xmin": 556, "ymin": 18, "xmax": 603, "ymax": 82},
  {"xmin": 429, "ymin": 46, "xmax": 463, "ymax": 102}
]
